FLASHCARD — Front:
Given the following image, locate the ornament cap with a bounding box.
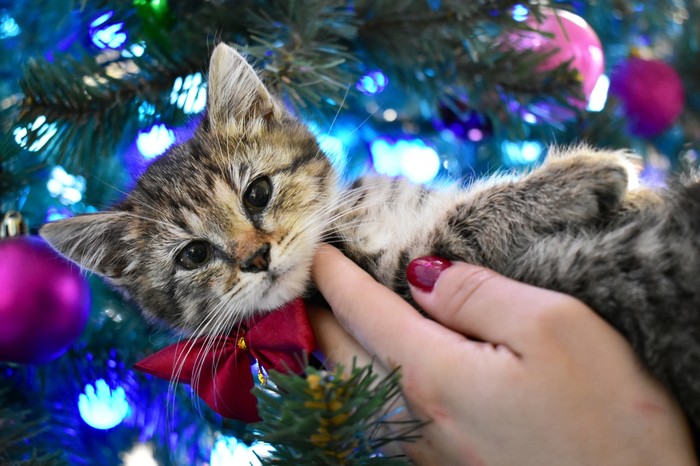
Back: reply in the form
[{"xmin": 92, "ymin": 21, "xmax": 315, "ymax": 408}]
[{"xmin": 1, "ymin": 211, "xmax": 28, "ymax": 239}]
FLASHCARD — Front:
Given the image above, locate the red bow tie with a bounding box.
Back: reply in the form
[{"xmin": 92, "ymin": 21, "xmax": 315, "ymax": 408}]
[{"xmin": 133, "ymin": 299, "xmax": 316, "ymax": 423}]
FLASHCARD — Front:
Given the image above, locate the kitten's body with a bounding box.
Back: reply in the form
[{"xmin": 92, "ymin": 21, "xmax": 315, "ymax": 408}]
[{"xmin": 41, "ymin": 44, "xmax": 700, "ymax": 440}]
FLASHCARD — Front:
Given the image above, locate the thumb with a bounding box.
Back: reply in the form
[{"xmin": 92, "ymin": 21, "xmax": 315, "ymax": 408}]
[
  {"xmin": 306, "ymin": 305, "xmax": 377, "ymax": 372},
  {"xmin": 407, "ymin": 257, "xmax": 568, "ymax": 348}
]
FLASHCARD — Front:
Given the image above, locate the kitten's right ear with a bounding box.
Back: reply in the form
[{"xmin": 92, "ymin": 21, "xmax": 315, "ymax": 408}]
[
  {"xmin": 39, "ymin": 212, "xmax": 131, "ymax": 280},
  {"xmin": 206, "ymin": 43, "xmax": 282, "ymax": 129}
]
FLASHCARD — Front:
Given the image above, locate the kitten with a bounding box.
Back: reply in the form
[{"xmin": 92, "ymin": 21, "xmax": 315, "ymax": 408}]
[{"xmin": 40, "ymin": 43, "xmax": 700, "ymax": 440}]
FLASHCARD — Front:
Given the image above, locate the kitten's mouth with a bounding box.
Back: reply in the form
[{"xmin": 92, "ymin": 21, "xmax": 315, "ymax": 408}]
[
  {"xmin": 252, "ymin": 262, "xmax": 306, "ymax": 310},
  {"xmin": 260, "ymin": 270, "xmax": 283, "ymax": 297}
]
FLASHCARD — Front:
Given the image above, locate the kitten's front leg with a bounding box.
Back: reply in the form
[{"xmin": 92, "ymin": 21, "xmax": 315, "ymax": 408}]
[{"xmin": 431, "ymin": 148, "xmax": 632, "ymax": 272}]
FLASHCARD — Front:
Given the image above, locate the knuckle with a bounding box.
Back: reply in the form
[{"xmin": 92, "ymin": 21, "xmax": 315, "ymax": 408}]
[
  {"xmin": 441, "ymin": 266, "xmax": 498, "ymax": 317},
  {"xmin": 524, "ymin": 292, "xmax": 588, "ymax": 337}
]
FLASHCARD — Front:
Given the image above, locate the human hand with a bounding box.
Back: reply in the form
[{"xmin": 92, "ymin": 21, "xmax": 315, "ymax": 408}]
[{"xmin": 309, "ymin": 245, "xmax": 697, "ymax": 465}]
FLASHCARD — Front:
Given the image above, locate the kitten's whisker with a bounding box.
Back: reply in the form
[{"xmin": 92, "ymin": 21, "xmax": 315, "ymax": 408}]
[
  {"xmin": 168, "ymin": 287, "xmax": 242, "ymax": 420},
  {"xmin": 311, "ymin": 83, "xmax": 351, "ymax": 161},
  {"xmin": 345, "ymin": 107, "xmax": 379, "ymax": 138},
  {"xmin": 205, "ymin": 296, "xmax": 248, "ymax": 415}
]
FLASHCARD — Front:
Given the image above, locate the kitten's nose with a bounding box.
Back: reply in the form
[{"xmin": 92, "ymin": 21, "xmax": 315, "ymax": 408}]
[{"xmin": 240, "ymin": 243, "xmax": 271, "ymax": 273}]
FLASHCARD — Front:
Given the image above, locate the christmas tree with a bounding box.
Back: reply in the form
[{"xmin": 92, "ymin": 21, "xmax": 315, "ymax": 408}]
[{"xmin": 1, "ymin": 0, "xmax": 698, "ymax": 464}]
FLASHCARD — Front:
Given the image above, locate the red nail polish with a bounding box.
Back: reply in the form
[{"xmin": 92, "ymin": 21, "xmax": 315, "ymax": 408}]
[{"xmin": 406, "ymin": 256, "xmax": 453, "ymax": 292}]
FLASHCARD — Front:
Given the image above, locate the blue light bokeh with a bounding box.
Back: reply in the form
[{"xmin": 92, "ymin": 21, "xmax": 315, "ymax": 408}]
[
  {"xmin": 78, "ymin": 379, "xmax": 130, "ymax": 430},
  {"xmin": 137, "ymin": 124, "xmax": 175, "ymax": 159},
  {"xmin": 356, "ymin": 71, "xmax": 388, "ymax": 95},
  {"xmin": 370, "ymin": 137, "xmax": 440, "ymax": 183},
  {"xmin": 89, "ymin": 11, "xmax": 127, "ymax": 49}
]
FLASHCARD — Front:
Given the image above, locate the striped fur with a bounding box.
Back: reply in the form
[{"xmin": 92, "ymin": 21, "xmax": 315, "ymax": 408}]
[{"xmin": 40, "ymin": 44, "xmax": 700, "ymax": 438}]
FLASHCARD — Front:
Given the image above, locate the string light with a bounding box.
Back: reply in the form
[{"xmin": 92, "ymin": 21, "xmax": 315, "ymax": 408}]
[
  {"xmin": 356, "ymin": 71, "xmax": 388, "ymax": 95},
  {"xmin": 137, "ymin": 124, "xmax": 175, "ymax": 159},
  {"xmin": 46, "ymin": 166, "xmax": 86, "ymax": 205},
  {"xmin": 586, "ymin": 74, "xmax": 610, "ymax": 112},
  {"xmin": 306, "ymin": 122, "xmax": 348, "ymax": 172},
  {"xmin": 370, "ymin": 138, "xmax": 440, "ymax": 183},
  {"xmin": 13, "ymin": 115, "xmax": 58, "ymax": 152},
  {"xmin": 0, "ymin": 11, "xmax": 21, "ymax": 38},
  {"xmin": 89, "ymin": 11, "xmax": 127, "ymax": 50},
  {"xmin": 78, "ymin": 379, "xmax": 130, "ymax": 430},
  {"xmin": 512, "ymin": 4, "xmax": 529, "ymax": 22},
  {"xmin": 121, "ymin": 443, "xmax": 158, "ymax": 466},
  {"xmin": 170, "ymin": 73, "xmax": 207, "ymax": 114},
  {"xmin": 45, "ymin": 206, "xmax": 70, "ymax": 222},
  {"xmin": 121, "ymin": 42, "xmax": 146, "ymax": 58},
  {"xmin": 501, "ymin": 140, "xmax": 543, "ymax": 166},
  {"xmin": 210, "ymin": 436, "xmax": 272, "ymax": 466}
]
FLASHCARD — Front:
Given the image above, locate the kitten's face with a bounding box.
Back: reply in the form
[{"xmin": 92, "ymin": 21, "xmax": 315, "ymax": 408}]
[{"xmin": 40, "ymin": 44, "xmax": 338, "ymax": 334}]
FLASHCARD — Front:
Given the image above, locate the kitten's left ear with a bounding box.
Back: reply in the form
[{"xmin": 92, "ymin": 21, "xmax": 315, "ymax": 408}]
[
  {"xmin": 39, "ymin": 212, "xmax": 132, "ymax": 280},
  {"xmin": 206, "ymin": 43, "xmax": 282, "ymax": 128}
]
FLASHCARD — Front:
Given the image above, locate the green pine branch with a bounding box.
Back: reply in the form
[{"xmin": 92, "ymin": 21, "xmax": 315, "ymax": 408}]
[
  {"xmin": 244, "ymin": 0, "xmax": 360, "ymax": 114},
  {"xmin": 9, "ymin": 0, "xmax": 584, "ymax": 180},
  {"xmin": 254, "ymin": 361, "xmax": 423, "ymax": 464},
  {"xmin": 0, "ymin": 387, "xmax": 65, "ymax": 466}
]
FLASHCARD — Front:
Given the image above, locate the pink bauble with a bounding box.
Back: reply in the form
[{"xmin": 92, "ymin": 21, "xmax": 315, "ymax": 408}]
[
  {"xmin": 0, "ymin": 236, "xmax": 90, "ymax": 364},
  {"xmin": 609, "ymin": 57, "xmax": 685, "ymax": 138},
  {"xmin": 512, "ymin": 9, "xmax": 605, "ymax": 104}
]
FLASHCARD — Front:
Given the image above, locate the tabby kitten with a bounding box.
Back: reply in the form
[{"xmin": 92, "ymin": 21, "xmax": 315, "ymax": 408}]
[{"xmin": 40, "ymin": 43, "xmax": 700, "ymax": 439}]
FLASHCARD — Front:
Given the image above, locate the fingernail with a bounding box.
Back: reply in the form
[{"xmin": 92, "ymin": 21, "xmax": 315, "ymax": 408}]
[{"xmin": 406, "ymin": 256, "xmax": 453, "ymax": 292}]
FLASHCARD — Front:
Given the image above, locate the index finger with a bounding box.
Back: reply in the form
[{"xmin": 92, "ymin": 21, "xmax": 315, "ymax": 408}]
[{"xmin": 311, "ymin": 244, "xmax": 465, "ymax": 370}]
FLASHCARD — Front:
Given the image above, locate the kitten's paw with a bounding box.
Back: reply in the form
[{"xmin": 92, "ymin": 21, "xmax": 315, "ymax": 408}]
[{"xmin": 532, "ymin": 147, "xmax": 635, "ymax": 219}]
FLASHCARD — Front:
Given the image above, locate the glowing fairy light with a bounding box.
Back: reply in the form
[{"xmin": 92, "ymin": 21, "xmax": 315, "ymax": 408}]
[
  {"xmin": 137, "ymin": 124, "xmax": 175, "ymax": 159},
  {"xmin": 586, "ymin": 74, "xmax": 610, "ymax": 112},
  {"xmin": 138, "ymin": 101, "xmax": 156, "ymax": 119},
  {"xmin": 78, "ymin": 379, "xmax": 130, "ymax": 430},
  {"xmin": 89, "ymin": 11, "xmax": 127, "ymax": 50},
  {"xmin": 210, "ymin": 436, "xmax": 272, "ymax": 466},
  {"xmin": 306, "ymin": 122, "xmax": 348, "ymax": 172},
  {"xmin": 370, "ymin": 138, "xmax": 402, "ymax": 177},
  {"xmin": 46, "ymin": 166, "xmax": 86, "ymax": 205},
  {"xmin": 121, "ymin": 42, "xmax": 146, "ymax": 58},
  {"xmin": 13, "ymin": 115, "xmax": 58, "ymax": 152},
  {"xmin": 467, "ymin": 128, "xmax": 484, "ymax": 142},
  {"xmin": 370, "ymin": 138, "xmax": 440, "ymax": 184},
  {"xmin": 170, "ymin": 73, "xmax": 207, "ymax": 114},
  {"xmin": 522, "ymin": 112, "xmax": 538, "ymax": 124},
  {"xmin": 356, "ymin": 71, "xmax": 388, "ymax": 95},
  {"xmin": 0, "ymin": 11, "xmax": 21, "ymax": 38},
  {"xmin": 121, "ymin": 443, "xmax": 158, "ymax": 466},
  {"xmin": 383, "ymin": 108, "xmax": 398, "ymax": 122},
  {"xmin": 317, "ymin": 133, "xmax": 346, "ymax": 165},
  {"xmin": 501, "ymin": 140, "xmax": 543, "ymax": 166},
  {"xmin": 512, "ymin": 4, "xmax": 529, "ymax": 21},
  {"xmin": 45, "ymin": 207, "xmax": 69, "ymax": 222},
  {"xmin": 399, "ymin": 140, "xmax": 440, "ymax": 184}
]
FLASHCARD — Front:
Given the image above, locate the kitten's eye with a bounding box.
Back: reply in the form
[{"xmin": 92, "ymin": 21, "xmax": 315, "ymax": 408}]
[
  {"xmin": 243, "ymin": 176, "xmax": 272, "ymax": 214},
  {"xmin": 176, "ymin": 241, "xmax": 212, "ymax": 270}
]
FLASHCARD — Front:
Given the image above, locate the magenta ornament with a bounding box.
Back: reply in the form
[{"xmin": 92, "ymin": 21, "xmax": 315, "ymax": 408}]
[
  {"xmin": 511, "ymin": 9, "xmax": 604, "ymax": 105},
  {"xmin": 609, "ymin": 57, "xmax": 685, "ymax": 138},
  {"xmin": 0, "ymin": 236, "xmax": 90, "ymax": 364}
]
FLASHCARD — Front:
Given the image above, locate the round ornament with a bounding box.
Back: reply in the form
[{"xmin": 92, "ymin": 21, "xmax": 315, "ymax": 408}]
[
  {"xmin": 609, "ymin": 57, "xmax": 685, "ymax": 138},
  {"xmin": 0, "ymin": 235, "xmax": 91, "ymax": 364},
  {"xmin": 510, "ymin": 8, "xmax": 605, "ymax": 105}
]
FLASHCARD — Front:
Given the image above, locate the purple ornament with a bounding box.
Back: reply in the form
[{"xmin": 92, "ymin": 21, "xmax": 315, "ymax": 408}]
[
  {"xmin": 0, "ymin": 236, "xmax": 90, "ymax": 364},
  {"xmin": 609, "ymin": 57, "xmax": 685, "ymax": 138}
]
